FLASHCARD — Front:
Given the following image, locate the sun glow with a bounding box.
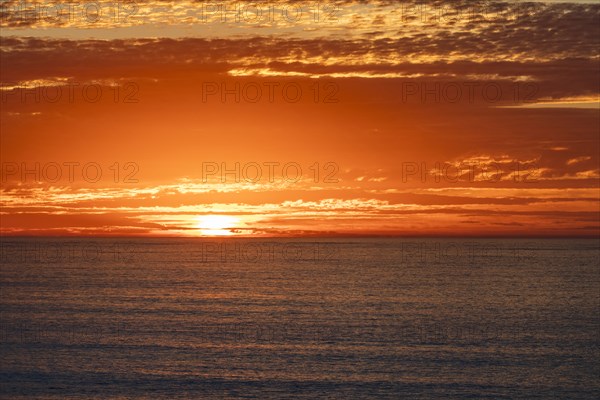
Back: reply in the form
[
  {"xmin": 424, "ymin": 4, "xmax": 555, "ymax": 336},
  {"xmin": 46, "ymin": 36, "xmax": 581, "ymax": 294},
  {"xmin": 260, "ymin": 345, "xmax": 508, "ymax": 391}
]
[{"xmin": 195, "ymin": 215, "xmax": 239, "ymax": 236}]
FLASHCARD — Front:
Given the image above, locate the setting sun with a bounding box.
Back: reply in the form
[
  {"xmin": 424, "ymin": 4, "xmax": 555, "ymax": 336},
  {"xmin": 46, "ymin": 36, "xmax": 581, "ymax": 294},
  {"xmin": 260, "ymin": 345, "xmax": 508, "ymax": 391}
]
[{"xmin": 195, "ymin": 215, "xmax": 239, "ymax": 236}]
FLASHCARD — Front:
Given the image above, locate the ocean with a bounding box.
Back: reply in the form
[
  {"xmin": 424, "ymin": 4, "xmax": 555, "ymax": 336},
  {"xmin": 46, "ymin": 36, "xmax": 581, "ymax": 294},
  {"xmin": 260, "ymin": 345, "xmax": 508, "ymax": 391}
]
[{"xmin": 1, "ymin": 238, "xmax": 598, "ymax": 399}]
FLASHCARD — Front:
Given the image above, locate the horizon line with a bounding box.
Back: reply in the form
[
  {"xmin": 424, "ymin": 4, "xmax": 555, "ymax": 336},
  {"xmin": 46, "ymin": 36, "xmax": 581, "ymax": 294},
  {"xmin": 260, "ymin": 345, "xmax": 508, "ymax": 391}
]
[{"xmin": 1, "ymin": 234, "xmax": 599, "ymax": 240}]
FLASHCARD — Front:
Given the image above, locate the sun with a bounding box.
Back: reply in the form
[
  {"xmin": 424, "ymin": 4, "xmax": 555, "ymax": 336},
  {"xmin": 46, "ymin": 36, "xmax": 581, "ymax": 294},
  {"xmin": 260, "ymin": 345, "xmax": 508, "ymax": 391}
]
[{"xmin": 195, "ymin": 215, "xmax": 239, "ymax": 236}]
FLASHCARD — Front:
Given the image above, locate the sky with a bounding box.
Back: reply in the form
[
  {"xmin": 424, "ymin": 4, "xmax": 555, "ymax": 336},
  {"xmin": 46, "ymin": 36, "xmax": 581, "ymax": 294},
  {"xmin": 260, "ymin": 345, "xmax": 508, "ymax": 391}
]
[{"xmin": 0, "ymin": 0, "xmax": 599, "ymax": 237}]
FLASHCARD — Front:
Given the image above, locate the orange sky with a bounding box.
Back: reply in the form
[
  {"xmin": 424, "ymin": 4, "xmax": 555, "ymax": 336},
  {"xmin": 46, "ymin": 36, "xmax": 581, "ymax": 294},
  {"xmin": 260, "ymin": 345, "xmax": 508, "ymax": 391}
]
[{"xmin": 1, "ymin": 0, "xmax": 599, "ymax": 237}]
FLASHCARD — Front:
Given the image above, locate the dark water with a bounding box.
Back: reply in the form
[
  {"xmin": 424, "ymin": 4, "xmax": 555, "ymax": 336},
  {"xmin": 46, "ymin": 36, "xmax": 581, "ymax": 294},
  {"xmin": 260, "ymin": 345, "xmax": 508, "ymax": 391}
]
[{"xmin": 1, "ymin": 238, "xmax": 599, "ymax": 399}]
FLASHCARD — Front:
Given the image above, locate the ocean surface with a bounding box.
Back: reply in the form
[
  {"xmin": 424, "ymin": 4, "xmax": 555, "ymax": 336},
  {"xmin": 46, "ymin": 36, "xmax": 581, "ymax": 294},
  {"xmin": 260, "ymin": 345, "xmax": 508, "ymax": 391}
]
[{"xmin": 0, "ymin": 238, "xmax": 598, "ymax": 399}]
